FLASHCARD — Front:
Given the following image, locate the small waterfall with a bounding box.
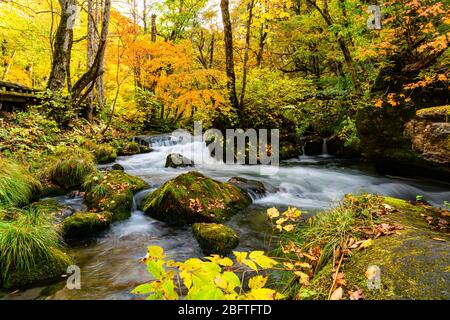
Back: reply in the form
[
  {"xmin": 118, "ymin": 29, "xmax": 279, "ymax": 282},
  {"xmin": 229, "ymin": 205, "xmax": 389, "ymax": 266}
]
[
  {"xmin": 321, "ymin": 138, "xmax": 329, "ymax": 156},
  {"xmin": 300, "ymin": 137, "xmax": 307, "ymax": 157}
]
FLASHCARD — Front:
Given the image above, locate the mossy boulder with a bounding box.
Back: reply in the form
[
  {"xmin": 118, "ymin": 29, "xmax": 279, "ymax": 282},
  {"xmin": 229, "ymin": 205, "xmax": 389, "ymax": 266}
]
[
  {"xmin": 192, "ymin": 223, "xmax": 239, "ymax": 256},
  {"xmin": 165, "ymin": 153, "xmax": 194, "ymax": 168},
  {"xmin": 1, "ymin": 256, "xmax": 70, "ymax": 290},
  {"xmin": 308, "ymin": 196, "xmax": 450, "ymax": 300},
  {"xmin": 62, "ymin": 211, "xmax": 113, "ymax": 239},
  {"xmin": 142, "ymin": 172, "xmax": 252, "ymax": 225},
  {"xmin": 228, "ymin": 177, "xmax": 266, "ymax": 199},
  {"xmin": 122, "ymin": 141, "xmax": 152, "ymax": 155},
  {"xmin": 47, "ymin": 147, "xmax": 97, "ymax": 190},
  {"xmin": 92, "ymin": 144, "xmax": 118, "ymax": 164},
  {"xmin": 112, "ymin": 163, "xmax": 125, "ymax": 171},
  {"xmin": 84, "ymin": 170, "xmax": 149, "ymax": 221}
]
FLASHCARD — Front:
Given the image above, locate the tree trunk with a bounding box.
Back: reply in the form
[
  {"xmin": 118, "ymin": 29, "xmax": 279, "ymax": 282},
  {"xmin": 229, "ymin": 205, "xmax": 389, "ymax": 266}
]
[
  {"xmin": 256, "ymin": 24, "xmax": 267, "ymax": 67},
  {"xmin": 151, "ymin": 14, "xmax": 157, "ymax": 42},
  {"xmin": 240, "ymin": 0, "xmax": 255, "ymax": 107},
  {"xmin": 209, "ymin": 34, "xmax": 215, "ymax": 68},
  {"xmin": 86, "ymin": 0, "xmax": 96, "ymax": 121},
  {"xmin": 71, "ymin": 0, "xmax": 111, "ymax": 106},
  {"xmin": 306, "ymin": 0, "xmax": 362, "ymax": 94},
  {"xmin": 47, "ymin": 0, "xmax": 77, "ymax": 93},
  {"xmin": 220, "ymin": 0, "xmax": 240, "ymax": 113}
]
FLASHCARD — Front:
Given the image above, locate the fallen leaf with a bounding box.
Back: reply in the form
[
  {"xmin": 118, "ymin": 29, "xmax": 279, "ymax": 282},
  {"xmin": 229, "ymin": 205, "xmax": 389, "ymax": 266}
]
[
  {"xmin": 348, "ymin": 287, "xmax": 364, "ymax": 300},
  {"xmin": 359, "ymin": 239, "xmax": 373, "ymax": 249},
  {"xmin": 330, "ymin": 287, "xmax": 343, "ymax": 300},
  {"xmin": 432, "ymin": 237, "xmax": 447, "ymax": 242}
]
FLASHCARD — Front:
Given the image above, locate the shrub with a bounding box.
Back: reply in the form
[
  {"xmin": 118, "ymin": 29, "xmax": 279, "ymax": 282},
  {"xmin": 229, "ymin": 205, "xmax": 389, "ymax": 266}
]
[{"xmin": 0, "ymin": 158, "xmax": 42, "ymax": 208}]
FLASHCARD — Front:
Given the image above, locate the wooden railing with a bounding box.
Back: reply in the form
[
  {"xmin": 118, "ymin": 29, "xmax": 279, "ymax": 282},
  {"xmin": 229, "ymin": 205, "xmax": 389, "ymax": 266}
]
[{"xmin": 0, "ymin": 81, "xmax": 42, "ymax": 110}]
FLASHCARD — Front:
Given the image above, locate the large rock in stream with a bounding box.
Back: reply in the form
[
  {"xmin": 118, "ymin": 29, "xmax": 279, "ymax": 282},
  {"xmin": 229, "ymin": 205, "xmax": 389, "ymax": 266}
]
[
  {"xmin": 404, "ymin": 106, "xmax": 450, "ymax": 167},
  {"xmin": 165, "ymin": 153, "xmax": 194, "ymax": 168},
  {"xmin": 192, "ymin": 223, "xmax": 239, "ymax": 256},
  {"xmin": 142, "ymin": 171, "xmax": 252, "ymax": 225},
  {"xmin": 227, "ymin": 177, "xmax": 266, "ymax": 199}
]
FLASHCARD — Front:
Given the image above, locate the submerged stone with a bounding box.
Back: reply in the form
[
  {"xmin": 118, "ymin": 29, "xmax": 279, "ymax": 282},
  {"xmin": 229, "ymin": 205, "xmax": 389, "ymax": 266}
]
[
  {"xmin": 192, "ymin": 223, "xmax": 239, "ymax": 256},
  {"xmin": 142, "ymin": 171, "xmax": 252, "ymax": 225}
]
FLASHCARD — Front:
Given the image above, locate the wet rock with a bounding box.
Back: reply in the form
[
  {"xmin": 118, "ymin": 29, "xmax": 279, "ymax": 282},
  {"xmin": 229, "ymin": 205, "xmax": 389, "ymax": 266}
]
[
  {"xmin": 404, "ymin": 106, "xmax": 450, "ymax": 167},
  {"xmin": 227, "ymin": 177, "xmax": 266, "ymax": 199},
  {"xmin": 30, "ymin": 199, "xmax": 75, "ymax": 223},
  {"xmin": 192, "ymin": 223, "xmax": 239, "ymax": 256},
  {"xmin": 142, "ymin": 171, "xmax": 252, "ymax": 225},
  {"xmin": 165, "ymin": 153, "xmax": 194, "ymax": 168},
  {"xmin": 112, "ymin": 163, "xmax": 125, "ymax": 171},
  {"xmin": 62, "ymin": 211, "xmax": 113, "ymax": 239}
]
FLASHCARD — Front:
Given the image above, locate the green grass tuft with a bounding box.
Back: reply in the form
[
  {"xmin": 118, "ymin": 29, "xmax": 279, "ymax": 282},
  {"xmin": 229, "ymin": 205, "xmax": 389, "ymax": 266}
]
[
  {"xmin": 0, "ymin": 158, "xmax": 42, "ymax": 208},
  {"xmin": 0, "ymin": 207, "xmax": 70, "ymax": 285},
  {"xmin": 47, "ymin": 147, "xmax": 97, "ymax": 190}
]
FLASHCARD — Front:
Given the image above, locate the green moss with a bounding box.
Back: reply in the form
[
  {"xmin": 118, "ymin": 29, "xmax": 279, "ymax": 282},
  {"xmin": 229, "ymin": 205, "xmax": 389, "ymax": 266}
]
[
  {"xmin": 1, "ymin": 254, "xmax": 69, "ymax": 290},
  {"xmin": 302, "ymin": 195, "xmax": 450, "ymax": 300},
  {"xmin": 30, "ymin": 199, "xmax": 74, "ymax": 223},
  {"xmin": 84, "ymin": 141, "xmax": 118, "ymax": 164},
  {"xmin": 416, "ymin": 105, "xmax": 450, "ymax": 122},
  {"xmin": 62, "ymin": 211, "xmax": 113, "ymax": 239},
  {"xmin": 192, "ymin": 223, "xmax": 239, "ymax": 256},
  {"xmin": 47, "ymin": 147, "xmax": 97, "ymax": 190},
  {"xmin": 84, "ymin": 170, "xmax": 148, "ymax": 221},
  {"xmin": 142, "ymin": 172, "xmax": 252, "ymax": 225}
]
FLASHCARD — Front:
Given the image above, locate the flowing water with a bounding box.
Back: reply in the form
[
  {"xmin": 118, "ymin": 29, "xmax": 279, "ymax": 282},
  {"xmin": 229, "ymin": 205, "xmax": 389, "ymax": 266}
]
[{"xmin": 3, "ymin": 134, "xmax": 450, "ymax": 300}]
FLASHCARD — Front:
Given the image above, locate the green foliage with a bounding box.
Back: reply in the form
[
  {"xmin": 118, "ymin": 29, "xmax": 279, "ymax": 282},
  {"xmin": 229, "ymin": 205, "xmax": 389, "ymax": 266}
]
[
  {"xmin": 37, "ymin": 90, "xmax": 78, "ymax": 128},
  {"xmin": 0, "ymin": 207, "xmax": 70, "ymax": 286},
  {"xmin": 47, "ymin": 147, "xmax": 97, "ymax": 190},
  {"xmin": 0, "ymin": 158, "xmax": 42, "ymax": 208},
  {"xmin": 241, "ymin": 68, "xmax": 313, "ymax": 129},
  {"xmin": 132, "ymin": 246, "xmax": 283, "ymax": 300},
  {"xmin": 337, "ymin": 116, "xmax": 360, "ymax": 148}
]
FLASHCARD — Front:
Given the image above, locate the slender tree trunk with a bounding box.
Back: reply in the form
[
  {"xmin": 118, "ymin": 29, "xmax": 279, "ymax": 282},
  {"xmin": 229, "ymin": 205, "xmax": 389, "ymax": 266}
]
[
  {"xmin": 240, "ymin": 0, "xmax": 255, "ymax": 107},
  {"xmin": 71, "ymin": 0, "xmax": 111, "ymax": 106},
  {"xmin": 151, "ymin": 14, "xmax": 157, "ymax": 42},
  {"xmin": 220, "ymin": 0, "xmax": 240, "ymax": 113},
  {"xmin": 47, "ymin": 0, "xmax": 77, "ymax": 93},
  {"xmin": 86, "ymin": 0, "xmax": 96, "ymax": 121},
  {"xmin": 209, "ymin": 34, "xmax": 215, "ymax": 68},
  {"xmin": 256, "ymin": 25, "xmax": 267, "ymax": 67},
  {"xmin": 1, "ymin": 50, "xmax": 15, "ymax": 81},
  {"xmin": 306, "ymin": 0, "xmax": 362, "ymax": 94}
]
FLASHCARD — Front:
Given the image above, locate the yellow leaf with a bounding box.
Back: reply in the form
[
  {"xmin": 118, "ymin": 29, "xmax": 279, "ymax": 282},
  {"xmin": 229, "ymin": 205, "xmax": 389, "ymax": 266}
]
[
  {"xmin": 360, "ymin": 239, "xmax": 373, "ymax": 249},
  {"xmin": 248, "ymin": 275, "xmax": 268, "ymax": 290},
  {"xmin": 267, "ymin": 207, "xmax": 280, "ymax": 219}
]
